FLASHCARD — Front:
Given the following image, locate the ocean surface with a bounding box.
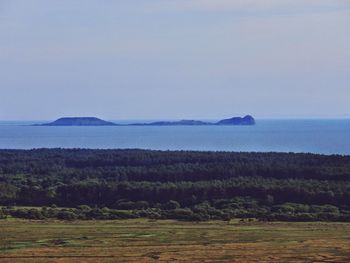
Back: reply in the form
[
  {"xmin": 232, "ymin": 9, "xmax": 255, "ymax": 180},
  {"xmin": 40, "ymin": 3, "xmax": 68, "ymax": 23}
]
[{"xmin": 0, "ymin": 119, "xmax": 349, "ymax": 155}]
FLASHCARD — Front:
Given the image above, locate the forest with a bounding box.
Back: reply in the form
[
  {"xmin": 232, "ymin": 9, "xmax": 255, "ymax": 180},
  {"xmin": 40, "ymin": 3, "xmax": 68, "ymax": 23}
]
[{"xmin": 1, "ymin": 149, "xmax": 350, "ymax": 221}]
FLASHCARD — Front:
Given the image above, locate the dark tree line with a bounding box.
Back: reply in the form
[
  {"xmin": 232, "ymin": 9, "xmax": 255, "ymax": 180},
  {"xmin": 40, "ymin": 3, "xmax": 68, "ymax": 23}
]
[{"xmin": 0, "ymin": 149, "xmax": 350, "ymax": 221}]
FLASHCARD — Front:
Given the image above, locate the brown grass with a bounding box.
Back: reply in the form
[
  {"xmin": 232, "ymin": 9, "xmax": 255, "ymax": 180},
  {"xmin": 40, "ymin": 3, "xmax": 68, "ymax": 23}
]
[{"xmin": 1, "ymin": 219, "xmax": 350, "ymax": 262}]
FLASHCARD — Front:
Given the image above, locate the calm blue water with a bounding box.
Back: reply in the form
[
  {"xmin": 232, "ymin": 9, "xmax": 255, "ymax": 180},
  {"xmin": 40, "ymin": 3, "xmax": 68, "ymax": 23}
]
[{"xmin": 0, "ymin": 120, "xmax": 349, "ymax": 155}]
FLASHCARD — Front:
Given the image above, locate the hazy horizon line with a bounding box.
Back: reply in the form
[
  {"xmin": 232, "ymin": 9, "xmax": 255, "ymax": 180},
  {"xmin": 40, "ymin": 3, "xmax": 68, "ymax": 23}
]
[{"xmin": 0, "ymin": 115, "xmax": 349, "ymax": 123}]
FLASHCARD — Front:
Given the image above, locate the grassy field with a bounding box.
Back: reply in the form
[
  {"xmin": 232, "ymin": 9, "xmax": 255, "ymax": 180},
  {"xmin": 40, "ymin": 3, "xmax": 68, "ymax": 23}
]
[{"xmin": 1, "ymin": 219, "xmax": 350, "ymax": 262}]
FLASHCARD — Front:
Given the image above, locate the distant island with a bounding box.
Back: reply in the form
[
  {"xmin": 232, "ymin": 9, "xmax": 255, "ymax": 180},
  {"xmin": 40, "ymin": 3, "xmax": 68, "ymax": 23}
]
[
  {"xmin": 216, "ymin": 115, "xmax": 256, "ymax": 125},
  {"xmin": 38, "ymin": 115, "xmax": 255, "ymax": 126},
  {"xmin": 40, "ymin": 117, "xmax": 117, "ymax": 126},
  {"xmin": 130, "ymin": 115, "xmax": 255, "ymax": 126}
]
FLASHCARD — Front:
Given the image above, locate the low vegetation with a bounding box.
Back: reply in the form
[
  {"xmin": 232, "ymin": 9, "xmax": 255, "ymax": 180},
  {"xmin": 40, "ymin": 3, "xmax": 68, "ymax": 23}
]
[{"xmin": 1, "ymin": 219, "xmax": 350, "ymax": 262}]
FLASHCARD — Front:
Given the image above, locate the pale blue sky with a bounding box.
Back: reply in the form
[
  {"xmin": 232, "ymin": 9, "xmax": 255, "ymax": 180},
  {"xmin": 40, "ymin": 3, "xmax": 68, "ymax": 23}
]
[{"xmin": 0, "ymin": 0, "xmax": 349, "ymax": 120}]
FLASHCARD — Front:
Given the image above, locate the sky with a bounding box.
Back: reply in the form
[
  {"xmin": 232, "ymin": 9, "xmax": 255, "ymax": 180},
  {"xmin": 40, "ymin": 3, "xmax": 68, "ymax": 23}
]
[{"xmin": 0, "ymin": 0, "xmax": 349, "ymax": 120}]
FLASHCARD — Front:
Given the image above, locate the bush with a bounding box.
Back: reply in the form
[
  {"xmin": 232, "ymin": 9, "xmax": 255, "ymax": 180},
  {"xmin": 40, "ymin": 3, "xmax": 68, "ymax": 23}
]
[
  {"xmin": 163, "ymin": 200, "xmax": 180, "ymax": 210},
  {"xmin": 136, "ymin": 209, "xmax": 161, "ymax": 219},
  {"xmin": 115, "ymin": 201, "xmax": 137, "ymax": 210},
  {"xmin": 164, "ymin": 208, "xmax": 196, "ymax": 220},
  {"xmin": 0, "ymin": 209, "xmax": 7, "ymax": 219},
  {"xmin": 77, "ymin": 205, "xmax": 92, "ymax": 212},
  {"xmin": 109, "ymin": 210, "xmax": 137, "ymax": 219},
  {"xmin": 57, "ymin": 210, "xmax": 77, "ymax": 220}
]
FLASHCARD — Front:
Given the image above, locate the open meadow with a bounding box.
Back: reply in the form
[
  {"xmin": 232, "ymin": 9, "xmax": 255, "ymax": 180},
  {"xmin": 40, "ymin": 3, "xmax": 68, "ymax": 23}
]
[{"xmin": 1, "ymin": 219, "xmax": 350, "ymax": 262}]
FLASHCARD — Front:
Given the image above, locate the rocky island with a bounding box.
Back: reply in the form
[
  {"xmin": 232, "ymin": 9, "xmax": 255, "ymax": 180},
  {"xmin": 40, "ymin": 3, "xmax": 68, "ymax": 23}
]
[
  {"xmin": 129, "ymin": 115, "xmax": 255, "ymax": 126},
  {"xmin": 129, "ymin": 120, "xmax": 210, "ymax": 126},
  {"xmin": 216, "ymin": 115, "xmax": 256, "ymax": 125},
  {"xmin": 38, "ymin": 115, "xmax": 255, "ymax": 126},
  {"xmin": 40, "ymin": 117, "xmax": 117, "ymax": 126}
]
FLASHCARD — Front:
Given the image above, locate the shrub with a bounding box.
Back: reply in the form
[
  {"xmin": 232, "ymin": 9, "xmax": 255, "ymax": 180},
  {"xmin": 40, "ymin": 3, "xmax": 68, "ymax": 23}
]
[
  {"xmin": 57, "ymin": 210, "xmax": 77, "ymax": 220},
  {"xmin": 163, "ymin": 200, "xmax": 180, "ymax": 210}
]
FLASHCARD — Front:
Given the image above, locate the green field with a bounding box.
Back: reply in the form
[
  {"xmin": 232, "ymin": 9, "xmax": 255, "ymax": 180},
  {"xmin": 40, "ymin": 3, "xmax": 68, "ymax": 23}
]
[{"xmin": 1, "ymin": 219, "xmax": 350, "ymax": 262}]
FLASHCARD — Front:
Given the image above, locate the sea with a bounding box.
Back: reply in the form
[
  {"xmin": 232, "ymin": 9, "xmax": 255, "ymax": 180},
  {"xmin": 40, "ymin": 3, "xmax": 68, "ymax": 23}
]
[{"xmin": 0, "ymin": 119, "xmax": 349, "ymax": 155}]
